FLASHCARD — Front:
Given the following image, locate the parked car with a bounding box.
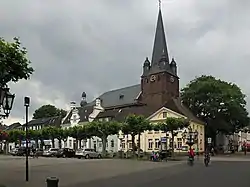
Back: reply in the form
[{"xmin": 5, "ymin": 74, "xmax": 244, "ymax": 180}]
[
  {"xmin": 56, "ymin": 148, "xmax": 75, "ymax": 158},
  {"xmin": 9, "ymin": 148, "xmax": 18, "ymax": 156},
  {"xmin": 43, "ymin": 148, "xmax": 59, "ymax": 157},
  {"xmin": 30, "ymin": 148, "xmax": 44, "ymax": 157},
  {"xmin": 16, "ymin": 147, "xmax": 31, "ymax": 156},
  {"xmin": 75, "ymin": 148, "xmax": 102, "ymax": 159}
]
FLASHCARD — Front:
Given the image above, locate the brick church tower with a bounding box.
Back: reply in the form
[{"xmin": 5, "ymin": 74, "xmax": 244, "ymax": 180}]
[{"xmin": 140, "ymin": 7, "xmax": 179, "ymax": 107}]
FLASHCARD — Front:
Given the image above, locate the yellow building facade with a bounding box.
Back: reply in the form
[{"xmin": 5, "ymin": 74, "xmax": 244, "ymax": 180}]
[{"xmin": 121, "ymin": 107, "xmax": 205, "ymax": 153}]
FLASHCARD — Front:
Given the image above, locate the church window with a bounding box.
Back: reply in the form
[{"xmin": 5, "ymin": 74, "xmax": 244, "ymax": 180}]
[
  {"xmin": 146, "ymin": 78, "xmax": 148, "ymax": 83},
  {"xmin": 157, "ymin": 75, "xmax": 160, "ymax": 81},
  {"xmin": 119, "ymin": 94, "xmax": 124, "ymax": 99}
]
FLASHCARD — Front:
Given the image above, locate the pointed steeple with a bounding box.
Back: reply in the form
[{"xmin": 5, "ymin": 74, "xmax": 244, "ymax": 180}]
[{"xmin": 151, "ymin": 7, "xmax": 169, "ymax": 67}]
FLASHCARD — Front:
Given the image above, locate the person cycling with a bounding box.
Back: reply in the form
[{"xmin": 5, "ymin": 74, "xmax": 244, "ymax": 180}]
[
  {"xmin": 188, "ymin": 148, "xmax": 195, "ymax": 160},
  {"xmin": 204, "ymin": 148, "xmax": 210, "ymax": 162}
]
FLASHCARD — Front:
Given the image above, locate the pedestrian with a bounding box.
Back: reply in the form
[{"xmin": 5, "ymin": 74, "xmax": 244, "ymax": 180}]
[{"xmin": 195, "ymin": 147, "xmax": 199, "ymax": 160}]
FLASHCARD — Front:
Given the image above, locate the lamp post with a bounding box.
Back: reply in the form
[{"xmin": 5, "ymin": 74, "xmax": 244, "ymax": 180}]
[
  {"xmin": 182, "ymin": 127, "xmax": 198, "ymax": 152},
  {"xmin": 0, "ymin": 86, "xmax": 15, "ymax": 119},
  {"xmin": 24, "ymin": 96, "xmax": 30, "ymax": 182}
]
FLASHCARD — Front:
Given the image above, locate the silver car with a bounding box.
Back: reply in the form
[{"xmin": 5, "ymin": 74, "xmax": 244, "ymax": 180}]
[
  {"xmin": 9, "ymin": 148, "xmax": 18, "ymax": 156},
  {"xmin": 43, "ymin": 148, "xmax": 59, "ymax": 157},
  {"xmin": 75, "ymin": 148, "xmax": 102, "ymax": 159}
]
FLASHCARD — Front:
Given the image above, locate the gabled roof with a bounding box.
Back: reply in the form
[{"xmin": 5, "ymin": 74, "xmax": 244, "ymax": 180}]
[
  {"xmin": 86, "ymin": 84, "xmax": 141, "ymax": 108},
  {"xmin": 62, "ymin": 105, "xmax": 93, "ymax": 124}
]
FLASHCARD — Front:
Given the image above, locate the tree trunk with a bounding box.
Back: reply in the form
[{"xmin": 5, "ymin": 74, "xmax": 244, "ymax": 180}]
[
  {"xmin": 131, "ymin": 134, "xmax": 136, "ymax": 157},
  {"xmin": 52, "ymin": 138, "xmax": 55, "ymax": 148},
  {"xmin": 102, "ymin": 136, "xmax": 107, "ymax": 157},
  {"xmin": 58, "ymin": 139, "xmax": 62, "ymax": 149},
  {"xmin": 35, "ymin": 139, "xmax": 39, "ymax": 148},
  {"xmin": 79, "ymin": 139, "xmax": 82, "ymax": 149},
  {"xmin": 171, "ymin": 131, "xmax": 175, "ymax": 159},
  {"xmin": 63, "ymin": 140, "xmax": 67, "ymax": 148},
  {"xmin": 137, "ymin": 133, "xmax": 141, "ymax": 158}
]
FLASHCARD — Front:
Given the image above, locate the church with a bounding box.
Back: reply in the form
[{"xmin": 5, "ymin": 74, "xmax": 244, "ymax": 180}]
[{"xmin": 62, "ymin": 6, "xmax": 205, "ymax": 153}]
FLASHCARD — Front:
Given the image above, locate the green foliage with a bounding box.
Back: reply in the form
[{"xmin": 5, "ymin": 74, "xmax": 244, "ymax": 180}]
[
  {"xmin": 122, "ymin": 114, "xmax": 151, "ymax": 157},
  {"xmin": 181, "ymin": 75, "xmax": 250, "ymax": 138},
  {"xmin": 89, "ymin": 121, "xmax": 121, "ymax": 138},
  {"xmin": 33, "ymin": 104, "xmax": 67, "ymax": 119},
  {"xmin": 0, "ymin": 37, "xmax": 34, "ymax": 86},
  {"xmin": 122, "ymin": 114, "xmax": 151, "ymax": 135},
  {"xmin": 8, "ymin": 129, "xmax": 24, "ymax": 143},
  {"xmin": 89, "ymin": 121, "xmax": 121, "ymax": 156},
  {"xmin": 154, "ymin": 117, "xmax": 189, "ymax": 158},
  {"xmin": 68, "ymin": 125, "xmax": 92, "ymax": 140},
  {"xmin": 154, "ymin": 117, "xmax": 189, "ymax": 132}
]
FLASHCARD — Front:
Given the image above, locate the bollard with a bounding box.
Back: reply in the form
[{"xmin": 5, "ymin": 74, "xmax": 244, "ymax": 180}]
[{"xmin": 46, "ymin": 177, "xmax": 59, "ymax": 187}]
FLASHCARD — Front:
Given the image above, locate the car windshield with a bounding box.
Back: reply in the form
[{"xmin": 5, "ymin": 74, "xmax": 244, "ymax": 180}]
[{"xmin": 77, "ymin": 149, "xmax": 83, "ymax": 152}]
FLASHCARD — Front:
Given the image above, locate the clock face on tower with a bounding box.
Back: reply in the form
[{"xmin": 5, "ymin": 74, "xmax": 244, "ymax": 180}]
[
  {"xmin": 150, "ymin": 75, "xmax": 156, "ymax": 82},
  {"xmin": 170, "ymin": 76, "xmax": 175, "ymax": 83}
]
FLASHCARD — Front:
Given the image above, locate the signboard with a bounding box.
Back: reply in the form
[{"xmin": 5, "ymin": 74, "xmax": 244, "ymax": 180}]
[
  {"xmin": 161, "ymin": 137, "xmax": 167, "ymax": 143},
  {"xmin": 208, "ymin": 137, "xmax": 212, "ymax": 144}
]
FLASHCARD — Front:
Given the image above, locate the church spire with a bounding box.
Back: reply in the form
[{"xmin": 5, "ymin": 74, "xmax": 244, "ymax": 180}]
[{"xmin": 151, "ymin": 4, "xmax": 169, "ymax": 67}]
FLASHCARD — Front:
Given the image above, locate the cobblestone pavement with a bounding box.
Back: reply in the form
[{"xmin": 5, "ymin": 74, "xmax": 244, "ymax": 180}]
[
  {"xmin": 0, "ymin": 155, "xmax": 249, "ymax": 187},
  {"xmin": 0, "ymin": 156, "xmax": 185, "ymax": 187},
  {"xmin": 77, "ymin": 160, "xmax": 250, "ymax": 187}
]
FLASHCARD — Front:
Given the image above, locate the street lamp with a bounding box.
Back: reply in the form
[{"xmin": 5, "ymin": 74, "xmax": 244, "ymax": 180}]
[
  {"xmin": 0, "ymin": 86, "xmax": 15, "ymax": 118},
  {"xmin": 24, "ymin": 96, "xmax": 30, "ymax": 182}
]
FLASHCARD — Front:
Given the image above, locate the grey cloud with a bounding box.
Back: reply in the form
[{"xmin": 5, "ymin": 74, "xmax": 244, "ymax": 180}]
[{"xmin": 1, "ymin": 0, "xmax": 250, "ymax": 123}]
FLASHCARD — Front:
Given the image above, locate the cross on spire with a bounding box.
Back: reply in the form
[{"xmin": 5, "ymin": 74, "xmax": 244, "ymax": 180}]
[{"xmin": 159, "ymin": 0, "xmax": 161, "ymax": 9}]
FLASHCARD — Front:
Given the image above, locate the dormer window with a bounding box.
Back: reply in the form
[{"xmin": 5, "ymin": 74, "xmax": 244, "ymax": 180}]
[{"xmin": 119, "ymin": 94, "xmax": 124, "ymax": 99}]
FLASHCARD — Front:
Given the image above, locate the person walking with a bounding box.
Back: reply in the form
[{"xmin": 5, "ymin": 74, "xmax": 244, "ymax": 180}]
[{"xmin": 195, "ymin": 147, "xmax": 199, "ymax": 160}]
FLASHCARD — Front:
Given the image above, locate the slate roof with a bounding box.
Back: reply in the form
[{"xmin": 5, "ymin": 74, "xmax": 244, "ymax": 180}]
[
  {"xmin": 26, "ymin": 116, "xmax": 62, "ymax": 128},
  {"xmin": 95, "ymin": 97, "xmax": 204, "ymax": 125},
  {"xmin": 4, "ymin": 122, "xmax": 21, "ymax": 131},
  {"xmin": 86, "ymin": 84, "xmax": 141, "ymax": 108},
  {"xmin": 96, "ymin": 105, "xmax": 158, "ymax": 122}
]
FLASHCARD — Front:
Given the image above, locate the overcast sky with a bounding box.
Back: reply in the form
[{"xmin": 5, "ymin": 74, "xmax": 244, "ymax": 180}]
[{"xmin": 1, "ymin": 0, "xmax": 250, "ymax": 125}]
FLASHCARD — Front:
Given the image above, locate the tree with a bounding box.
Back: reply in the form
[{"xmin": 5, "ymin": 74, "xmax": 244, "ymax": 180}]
[
  {"xmin": 8, "ymin": 129, "xmax": 25, "ymax": 146},
  {"xmin": 0, "ymin": 37, "xmax": 34, "ymax": 86},
  {"xmin": 89, "ymin": 121, "xmax": 121, "ymax": 157},
  {"xmin": 27, "ymin": 129, "xmax": 40, "ymax": 148},
  {"xmin": 61, "ymin": 128, "xmax": 70, "ymax": 148},
  {"xmin": 122, "ymin": 114, "xmax": 152, "ymax": 157},
  {"xmin": 33, "ymin": 104, "xmax": 67, "ymax": 119},
  {"xmin": 181, "ymin": 75, "xmax": 250, "ymax": 145},
  {"xmin": 68, "ymin": 126, "xmax": 91, "ymax": 150},
  {"xmin": 55, "ymin": 128, "xmax": 65, "ymax": 149},
  {"xmin": 154, "ymin": 117, "xmax": 189, "ymax": 158},
  {"xmin": 133, "ymin": 115, "xmax": 151, "ymax": 157}
]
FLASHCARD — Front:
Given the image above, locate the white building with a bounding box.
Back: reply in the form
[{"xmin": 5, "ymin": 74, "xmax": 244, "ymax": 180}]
[{"xmin": 61, "ymin": 98, "xmax": 122, "ymax": 153}]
